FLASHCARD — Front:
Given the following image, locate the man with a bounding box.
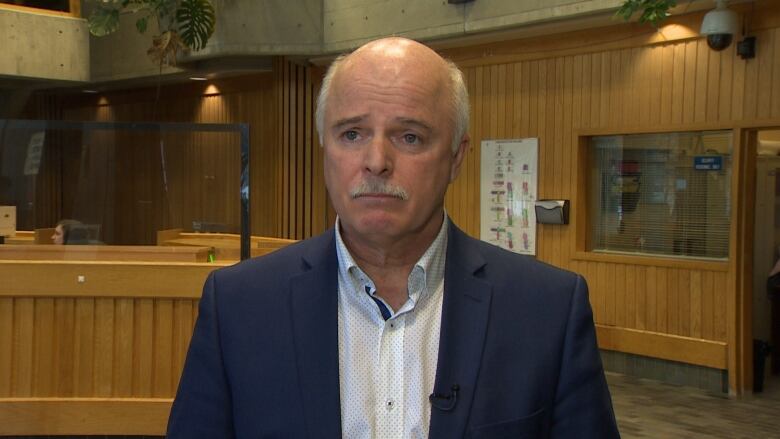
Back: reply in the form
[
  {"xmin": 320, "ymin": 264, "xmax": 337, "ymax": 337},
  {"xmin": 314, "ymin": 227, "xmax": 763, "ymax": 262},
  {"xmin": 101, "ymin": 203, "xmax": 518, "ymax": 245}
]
[{"xmin": 168, "ymin": 37, "xmax": 620, "ymax": 438}]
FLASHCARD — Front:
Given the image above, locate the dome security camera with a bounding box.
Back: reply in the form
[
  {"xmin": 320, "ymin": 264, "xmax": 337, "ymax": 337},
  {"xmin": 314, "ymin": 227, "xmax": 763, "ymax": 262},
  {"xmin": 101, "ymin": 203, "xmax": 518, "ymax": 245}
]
[{"xmin": 700, "ymin": 0, "xmax": 739, "ymax": 51}]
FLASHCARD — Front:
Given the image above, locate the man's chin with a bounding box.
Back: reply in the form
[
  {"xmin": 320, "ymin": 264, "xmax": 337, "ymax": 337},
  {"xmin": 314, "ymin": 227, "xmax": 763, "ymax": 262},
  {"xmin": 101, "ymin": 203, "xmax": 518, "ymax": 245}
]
[{"xmin": 342, "ymin": 214, "xmax": 402, "ymax": 237}]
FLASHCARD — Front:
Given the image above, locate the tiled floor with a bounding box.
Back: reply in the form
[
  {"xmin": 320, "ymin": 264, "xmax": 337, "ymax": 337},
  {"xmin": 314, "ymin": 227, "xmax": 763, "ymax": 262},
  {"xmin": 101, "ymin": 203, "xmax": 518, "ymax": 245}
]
[{"xmin": 609, "ymin": 372, "xmax": 780, "ymax": 438}]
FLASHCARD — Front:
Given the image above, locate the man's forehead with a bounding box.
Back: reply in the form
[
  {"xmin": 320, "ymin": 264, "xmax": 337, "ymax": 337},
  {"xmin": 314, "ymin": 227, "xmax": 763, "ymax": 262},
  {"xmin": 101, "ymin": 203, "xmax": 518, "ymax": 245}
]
[
  {"xmin": 331, "ymin": 53, "xmax": 447, "ymax": 101},
  {"xmin": 323, "ymin": 37, "xmax": 453, "ymax": 129},
  {"xmin": 326, "ymin": 75, "xmax": 445, "ymax": 125}
]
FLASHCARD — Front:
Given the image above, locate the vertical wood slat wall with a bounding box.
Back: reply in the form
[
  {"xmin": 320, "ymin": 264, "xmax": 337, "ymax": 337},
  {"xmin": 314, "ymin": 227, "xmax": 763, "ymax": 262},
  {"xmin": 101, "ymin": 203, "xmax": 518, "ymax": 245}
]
[{"xmin": 275, "ymin": 59, "xmax": 330, "ymax": 240}]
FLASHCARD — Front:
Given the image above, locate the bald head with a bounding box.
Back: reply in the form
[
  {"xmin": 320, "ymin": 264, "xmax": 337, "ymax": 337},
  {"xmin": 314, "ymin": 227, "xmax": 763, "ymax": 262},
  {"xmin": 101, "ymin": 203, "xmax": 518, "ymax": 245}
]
[{"xmin": 315, "ymin": 37, "xmax": 469, "ymax": 153}]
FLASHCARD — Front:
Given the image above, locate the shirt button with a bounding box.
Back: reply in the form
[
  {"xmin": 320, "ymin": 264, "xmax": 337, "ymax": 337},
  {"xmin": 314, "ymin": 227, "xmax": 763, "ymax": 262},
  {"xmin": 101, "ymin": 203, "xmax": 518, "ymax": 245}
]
[{"xmin": 386, "ymin": 398, "xmax": 396, "ymax": 411}]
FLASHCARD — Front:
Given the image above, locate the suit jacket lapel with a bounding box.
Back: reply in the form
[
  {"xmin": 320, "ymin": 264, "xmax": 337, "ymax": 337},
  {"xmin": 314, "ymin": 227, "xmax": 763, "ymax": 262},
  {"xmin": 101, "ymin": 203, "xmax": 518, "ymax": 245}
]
[
  {"xmin": 429, "ymin": 224, "xmax": 493, "ymax": 439},
  {"xmin": 289, "ymin": 230, "xmax": 342, "ymax": 439}
]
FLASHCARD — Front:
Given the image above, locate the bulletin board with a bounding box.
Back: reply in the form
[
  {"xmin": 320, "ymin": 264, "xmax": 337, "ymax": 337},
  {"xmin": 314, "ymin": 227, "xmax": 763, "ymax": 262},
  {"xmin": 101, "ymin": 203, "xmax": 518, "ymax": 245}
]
[{"xmin": 480, "ymin": 138, "xmax": 539, "ymax": 255}]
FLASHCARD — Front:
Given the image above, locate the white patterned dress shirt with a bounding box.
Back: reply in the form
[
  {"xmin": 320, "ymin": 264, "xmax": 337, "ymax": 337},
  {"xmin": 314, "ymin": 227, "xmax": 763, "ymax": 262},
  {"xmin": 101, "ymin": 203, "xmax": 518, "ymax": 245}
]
[{"xmin": 335, "ymin": 215, "xmax": 448, "ymax": 439}]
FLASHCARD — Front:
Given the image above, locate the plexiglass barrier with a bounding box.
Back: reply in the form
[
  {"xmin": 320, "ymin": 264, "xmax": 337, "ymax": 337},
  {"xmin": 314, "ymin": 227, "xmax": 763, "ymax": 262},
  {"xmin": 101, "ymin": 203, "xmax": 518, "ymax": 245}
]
[{"xmin": 0, "ymin": 119, "xmax": 250, "ymax": 259}]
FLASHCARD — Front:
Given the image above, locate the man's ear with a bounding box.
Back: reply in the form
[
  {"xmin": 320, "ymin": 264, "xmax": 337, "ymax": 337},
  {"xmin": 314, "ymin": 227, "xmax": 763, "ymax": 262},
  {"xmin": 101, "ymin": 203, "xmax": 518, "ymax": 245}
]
[{"xmin": 450, "ymin": 134, "xmax": 469, "ymax": 182}]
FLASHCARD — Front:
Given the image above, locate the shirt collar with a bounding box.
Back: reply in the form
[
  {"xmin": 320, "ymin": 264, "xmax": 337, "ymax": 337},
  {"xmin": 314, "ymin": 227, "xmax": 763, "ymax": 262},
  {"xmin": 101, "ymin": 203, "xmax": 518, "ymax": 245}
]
[{"xmin": 334, "ymin": 213, "xmax": 449, "ymax": 305}]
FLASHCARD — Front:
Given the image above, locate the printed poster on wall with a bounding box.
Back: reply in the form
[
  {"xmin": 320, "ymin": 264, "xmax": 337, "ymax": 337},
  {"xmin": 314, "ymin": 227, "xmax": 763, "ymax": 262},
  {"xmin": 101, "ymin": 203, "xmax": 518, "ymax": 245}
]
[{"xmin": 480, "ymin": 138, "xmax": 538, "ymax": 255}]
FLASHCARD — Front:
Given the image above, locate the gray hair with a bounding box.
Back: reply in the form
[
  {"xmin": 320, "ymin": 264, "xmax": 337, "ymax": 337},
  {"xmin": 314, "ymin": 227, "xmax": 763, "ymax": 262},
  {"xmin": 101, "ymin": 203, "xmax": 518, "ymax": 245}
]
[{"xmin": 315, "ymin": 54, "xmax": 469, "ymax": 154}]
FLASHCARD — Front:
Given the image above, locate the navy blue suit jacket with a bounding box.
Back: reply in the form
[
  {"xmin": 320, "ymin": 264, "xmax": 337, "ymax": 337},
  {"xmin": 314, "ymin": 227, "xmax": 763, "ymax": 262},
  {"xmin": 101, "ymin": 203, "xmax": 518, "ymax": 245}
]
[{"xmin": 168, "ymin": 223, "xmax": 620, "ymax": 438}]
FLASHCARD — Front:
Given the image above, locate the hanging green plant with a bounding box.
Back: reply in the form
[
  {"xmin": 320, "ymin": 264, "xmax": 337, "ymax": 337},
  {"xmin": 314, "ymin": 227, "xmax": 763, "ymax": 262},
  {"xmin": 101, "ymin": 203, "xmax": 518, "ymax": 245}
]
[
  {"xmin": 87, "ymin": 0, "xmax": 216, "ymax": 67},
  {"xmin": 616, "ymin": 0, "xmax": 677, "ymax": 27}
]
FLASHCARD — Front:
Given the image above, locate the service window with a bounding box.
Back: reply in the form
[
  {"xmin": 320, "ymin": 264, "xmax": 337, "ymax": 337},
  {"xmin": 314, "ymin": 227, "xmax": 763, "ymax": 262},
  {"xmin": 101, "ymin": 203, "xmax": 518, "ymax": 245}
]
[{"xmin": 588, "ymin": 130, "xmax": 732, "ymax": 260}]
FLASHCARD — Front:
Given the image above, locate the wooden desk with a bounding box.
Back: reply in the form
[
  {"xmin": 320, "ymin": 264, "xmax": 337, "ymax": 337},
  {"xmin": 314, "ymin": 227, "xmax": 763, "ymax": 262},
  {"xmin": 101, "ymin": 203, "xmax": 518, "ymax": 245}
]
[
  {"xmin": 157, "ymin": 230, "xmax": 296, "ymax": 261},
  {"xmin": 2, "ymin": 231, "xmax": 34, "ymax": 245}
]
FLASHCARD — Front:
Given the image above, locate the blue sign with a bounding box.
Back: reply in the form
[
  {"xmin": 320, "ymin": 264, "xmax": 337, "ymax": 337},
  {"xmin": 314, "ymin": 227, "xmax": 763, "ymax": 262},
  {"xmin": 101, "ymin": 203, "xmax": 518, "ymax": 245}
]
[{"xmin": 694, "ymin": 156, "xmax": 722, "ymax": 171}]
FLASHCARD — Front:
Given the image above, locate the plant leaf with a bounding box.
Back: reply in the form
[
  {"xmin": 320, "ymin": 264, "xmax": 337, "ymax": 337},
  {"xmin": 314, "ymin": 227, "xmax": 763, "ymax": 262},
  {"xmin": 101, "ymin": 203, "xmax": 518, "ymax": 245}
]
[
  {"xmin": 176, "ymin": 0, "xmax": 216, "ymax": 51},
  {"xmin": 87, "ymin": 6, "xmax": 121, "ymax": 37},
  {"xmin": 615, "ymin": 0, "xmax": 676, "ymax": 27},
  {"xmin": 147, "ymin": 30, "xmax": 185, "ymax": 66},
  {"xmin": 136, "ymin": 16, "xmax": 148, "ymax": 33}
]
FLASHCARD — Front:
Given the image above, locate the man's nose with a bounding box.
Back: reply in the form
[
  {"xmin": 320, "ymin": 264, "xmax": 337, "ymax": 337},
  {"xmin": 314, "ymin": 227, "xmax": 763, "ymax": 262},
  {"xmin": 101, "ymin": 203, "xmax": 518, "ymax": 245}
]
[{"xmin": 363, "ymin": 136, "xmax": 393, "ymax": 176}]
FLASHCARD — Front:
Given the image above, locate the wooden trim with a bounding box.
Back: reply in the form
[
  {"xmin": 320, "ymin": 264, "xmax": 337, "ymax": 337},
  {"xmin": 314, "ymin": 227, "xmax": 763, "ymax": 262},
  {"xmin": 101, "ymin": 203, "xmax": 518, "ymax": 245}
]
[
  {"xmin": 573, "ymin": 251, "xmax": 730, "ymax": 272},
  {"xmin": 0, "ymin": 245, "xmax": 211, "ymax": 262},
  {"xmin": 596, "ymin": 325, "xmax": 728, "ymax": 370},
  {"xmin": 577, "ymin": 120, "xmax": 780, "ymax": 137},
  {"xmin": 574, "ymin": 136, "xmax": 589, "ymax": 254},
  {"xmin": 0, "ymin": 398, "xmax": 171, "ymax": 435},
  {"xmin": 68, "ymin": 0, "xmax": 80, "ymax": 17},
  {"xmin": 0, "ymin": 2, "xmax": 79, "ymax": 18},
  {"xmin": 729, "ymin": 128, "xmax": 759, "ymax": 395},
  {"xmin": 0, "ymin": 261, "xmax": 223, "ymax": 298},
  {"xmin": 733, "ymin": 118, "xmax": 780, "ymax": 130},
  {"xmin": 576, "ymin": 123, "xmax": 736, "ymax": 137}
]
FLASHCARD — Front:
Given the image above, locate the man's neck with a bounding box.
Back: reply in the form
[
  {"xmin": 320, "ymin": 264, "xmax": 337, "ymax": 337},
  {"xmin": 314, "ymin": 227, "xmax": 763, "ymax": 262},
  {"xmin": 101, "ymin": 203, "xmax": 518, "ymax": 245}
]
[{"xmin": 340, "ymin": 212, "xmax": 445, "ymax": 310}]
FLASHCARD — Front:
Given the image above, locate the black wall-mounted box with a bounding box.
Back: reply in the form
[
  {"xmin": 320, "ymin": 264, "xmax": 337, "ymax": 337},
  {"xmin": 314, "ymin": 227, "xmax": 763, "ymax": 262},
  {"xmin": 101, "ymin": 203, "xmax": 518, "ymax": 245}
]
[{"xmin": 535, "ymin": 200, "xmax": 569, "ymax": 225}]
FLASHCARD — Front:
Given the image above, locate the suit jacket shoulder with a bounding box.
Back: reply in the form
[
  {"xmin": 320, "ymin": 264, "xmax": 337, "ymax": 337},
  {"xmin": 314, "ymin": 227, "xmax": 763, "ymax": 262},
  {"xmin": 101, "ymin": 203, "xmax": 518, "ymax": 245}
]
[
  {"xmin": 447, "ymin": 224, "xmax": 580, "ymax": 309},
  {"xmin": 207, "ymin": 228, "xmax": 336, "ymax": 301}
]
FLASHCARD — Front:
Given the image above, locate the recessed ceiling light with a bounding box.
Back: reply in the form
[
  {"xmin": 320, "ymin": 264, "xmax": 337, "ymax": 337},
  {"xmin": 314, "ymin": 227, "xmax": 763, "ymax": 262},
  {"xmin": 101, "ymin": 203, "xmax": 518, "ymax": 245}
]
[
  {"xmin": 82, "ymin": 89, "xmax": 99, "ymax": 93},
  {"xmin": 189, "ymin": 76, "xmax": 208, "ymax": 81}
]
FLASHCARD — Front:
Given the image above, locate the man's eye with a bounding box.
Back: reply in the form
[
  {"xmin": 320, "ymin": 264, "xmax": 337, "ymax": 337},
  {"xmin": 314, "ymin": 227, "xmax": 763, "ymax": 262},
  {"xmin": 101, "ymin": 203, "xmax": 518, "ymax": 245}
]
[
  {"xmin": 403, "ymin": 133, "xmax": 419, "ymax": 144},
  {"xmin": 343, "ymin": 130, "xmax": 359, "ymax": 141}
]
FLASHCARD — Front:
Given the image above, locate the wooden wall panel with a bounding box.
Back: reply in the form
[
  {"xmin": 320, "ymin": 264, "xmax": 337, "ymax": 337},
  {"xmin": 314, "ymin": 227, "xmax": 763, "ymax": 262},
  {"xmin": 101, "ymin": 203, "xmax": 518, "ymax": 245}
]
[
  {"xmin": 0, "ymin": 299, "xmax": 13, "ymax": 396},
  {"xmin": 12, "ymin": 298, "xmax": 34, "ymax": 396},
  {"xmin": 0, "ymin": 296, "xmax": 199, "ymax": 399},
  {"xmin": 273, "ymin": 60, "xmax": 330, "ymax": 239},
  {"xmin": 438, "ymin": 3, "xmax": 780, "ymax": 393}
]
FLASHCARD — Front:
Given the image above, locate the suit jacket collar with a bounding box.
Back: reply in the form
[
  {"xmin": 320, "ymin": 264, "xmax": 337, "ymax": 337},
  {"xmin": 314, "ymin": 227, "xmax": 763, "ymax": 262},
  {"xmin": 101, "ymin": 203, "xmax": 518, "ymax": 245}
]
[{"xmin": 289, "ymin": 223, "xmax": 492, "ymax": 439}]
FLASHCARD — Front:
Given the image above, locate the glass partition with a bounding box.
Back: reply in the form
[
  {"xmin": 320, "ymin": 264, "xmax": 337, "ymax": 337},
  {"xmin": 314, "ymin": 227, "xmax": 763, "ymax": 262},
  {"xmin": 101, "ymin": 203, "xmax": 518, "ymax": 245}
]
[{"xmin": 0, "ymin": 119, "xmax": 250, "ymax": 259}]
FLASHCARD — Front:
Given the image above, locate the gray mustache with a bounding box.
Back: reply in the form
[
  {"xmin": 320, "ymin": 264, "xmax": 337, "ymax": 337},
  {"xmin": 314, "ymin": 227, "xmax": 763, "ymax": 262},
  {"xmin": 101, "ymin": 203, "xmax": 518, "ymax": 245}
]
[{"xmin": 350, "ymin": 180, "xmax": 409, "ymax": 200}]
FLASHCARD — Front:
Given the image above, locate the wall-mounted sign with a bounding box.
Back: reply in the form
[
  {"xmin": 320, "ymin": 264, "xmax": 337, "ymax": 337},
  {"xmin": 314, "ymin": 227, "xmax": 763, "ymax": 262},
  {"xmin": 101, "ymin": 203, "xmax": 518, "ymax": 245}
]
[
  {"xmin": 694, "ymin": 155, "xmax": 722, "ymax": 171},
  {"xmin": 480, "ymin": 138, "xmax": 538, "ymax": 255}
]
